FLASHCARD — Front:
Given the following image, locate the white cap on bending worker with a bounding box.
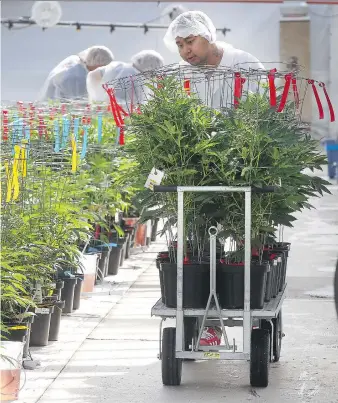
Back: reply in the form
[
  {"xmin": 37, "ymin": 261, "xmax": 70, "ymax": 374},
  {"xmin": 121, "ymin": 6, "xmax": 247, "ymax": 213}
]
[
  {"xmin": 164, "ymin": 11, "xmax": 264, "ymax": 70},
  {"xmin": 87, "ymin": 50, "xmax": 164, "ymax": 103},
  {"xmin": 39, "ymin": 46, "xmax": 114, "ymax": 101}
]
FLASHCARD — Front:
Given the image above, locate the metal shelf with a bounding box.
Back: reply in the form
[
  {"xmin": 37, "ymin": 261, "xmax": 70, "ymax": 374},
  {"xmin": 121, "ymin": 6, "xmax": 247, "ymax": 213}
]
[{"xmin": 151, "ymin": 285, "xmax": 287, "ymax": 320}]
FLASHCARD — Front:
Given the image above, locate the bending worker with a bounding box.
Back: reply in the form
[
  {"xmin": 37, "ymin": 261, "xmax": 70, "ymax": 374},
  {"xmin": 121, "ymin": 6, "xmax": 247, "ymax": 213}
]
[
  {"xmin": 86, "ymin": 50, "xmax": 164, "ymax": 106},
  {"xmin": 163, "ymin": 11, "xmax": 265, "ymax": 347},
  {"xmin": 39, "ymin": 46, "xmax": 114, "ymax": 101}
]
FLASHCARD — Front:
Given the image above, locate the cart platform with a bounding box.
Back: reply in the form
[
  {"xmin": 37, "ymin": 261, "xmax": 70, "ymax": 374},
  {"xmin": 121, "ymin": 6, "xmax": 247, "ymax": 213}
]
[{"xmin": 151, "ymin": 285, "xmax": 287, "ymax": 320}]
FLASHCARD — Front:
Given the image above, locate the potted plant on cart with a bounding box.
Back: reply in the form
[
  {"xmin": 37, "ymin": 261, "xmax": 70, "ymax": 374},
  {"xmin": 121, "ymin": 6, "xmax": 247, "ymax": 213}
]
[{"xmin": 121, "ymin": 75, "xmax": 331, "ymax": 386}]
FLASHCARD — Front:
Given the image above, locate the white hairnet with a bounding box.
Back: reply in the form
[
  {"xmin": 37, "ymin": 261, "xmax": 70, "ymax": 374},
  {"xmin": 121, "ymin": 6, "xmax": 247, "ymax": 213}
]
[
  {"xmin": 131, "ymin": 50, "xmax": 164, "ymax": 72},
  {"xmin": 164, "ymin": 11, "xmax": 217, "ymax": 52},
  {"xmin": 79, "ymin": 46, "xmax": 114, "ymax": 67}
]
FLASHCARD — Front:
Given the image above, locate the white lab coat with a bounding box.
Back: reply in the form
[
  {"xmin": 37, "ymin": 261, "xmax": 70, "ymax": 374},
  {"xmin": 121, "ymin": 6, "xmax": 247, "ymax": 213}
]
[
  {"xmin": 179, "ymin": 42, "xmax": 265, "ymax": 109},
  {"xmin": 87, "ymin": 61, "xmax": 145, "ymax": 110},
  {"xmin": 39, "ymin": 55, "xmax": 89, "ymax": 101}
]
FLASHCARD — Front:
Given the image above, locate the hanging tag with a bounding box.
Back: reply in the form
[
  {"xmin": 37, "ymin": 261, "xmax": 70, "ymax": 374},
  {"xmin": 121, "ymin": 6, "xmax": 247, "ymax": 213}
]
[
  {"xmin": 145, "ymin": 167, "xmax": 164, "ymax": 191},
  {"xmin": 184, "ymin": 79, "xmax": 191, "ymax": 96},
  {"xmin": 97, "ymin": 112, "xmax": 103, "ymax": 143},
  {"xmin": 308, "ymin": 80, "xmax": 324, "ymax": 120},
  {"xmin": 319, "ymin": 82, "xmax": 335, "ymax": 122},
  {"xmin": 71, "ymin": 135, "xmax": 77, "ymax": 172},
  {"xmin": 268, "ymin": 68, "xmax": 277, "ymax": 107}
]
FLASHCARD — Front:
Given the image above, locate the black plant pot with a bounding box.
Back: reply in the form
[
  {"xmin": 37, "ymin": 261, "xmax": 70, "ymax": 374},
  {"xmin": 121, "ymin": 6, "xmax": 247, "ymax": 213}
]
[
  {"xmin": 2, "ymin": 318, "xmax": 32, "ymax": 359},
  {"xmin": 97, "ymin": 250, "xmax": 110, "ymax": 279},
  {"xmin": 264, "ymin": 243, "xmax": 291, "ymax": 291},
  {"xmin": 30, "ymin": 306, "xmax": 54, "ymax": 347},
  {"xmin": 161, "ymin": 262, "xmax": 210, "ymax": 308},
  {"xmin": 73, "ymin": 274, "xmax": 84, "ymax": 310},
  {"xmin": 119, "ymin": 239, "xmax": 127, "ymax": 267},
  {"xmin": 124, "ymin": 230, "xmax": 133, "ymax": 259},
  {"xmin": 151, "ymin": 218, "xmax": 159, "ymax": 242},
  {"xmin": 108, "ymin": 245, "xmax": 123, "ymax": 275},
  {"xmin": 156, "ymin": 252, "xmax": 171, "ymax": 303},
  {"xmin": 49, "ymin": 301, "xmax": 65, "ymax": 341},
  {"xmin": 217, "ymin": 262, "xmax": 268, "ymax": 309},
  {"xmin": 61, "ymin": 277, "xmax": 78, "ymax": 314}
]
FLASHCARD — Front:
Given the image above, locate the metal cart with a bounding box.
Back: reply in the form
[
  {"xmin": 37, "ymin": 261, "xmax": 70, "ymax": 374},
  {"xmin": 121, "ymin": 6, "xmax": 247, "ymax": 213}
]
[{"xmin": 151, "ymin": 185, "xmax": 286, "ymax": 387}]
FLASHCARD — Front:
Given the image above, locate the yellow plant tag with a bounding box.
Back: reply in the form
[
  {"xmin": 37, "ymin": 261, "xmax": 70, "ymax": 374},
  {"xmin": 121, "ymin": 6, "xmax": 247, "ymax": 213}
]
[
  {"xmin": 203, "ymin": 352, "xmax": 220, "ymax": 359},
  {"xmin": 12, "ymin": 145, "xmax": 21, "ymax": 200},
  {"xmin": 5, "ymin": 161, "xmax": 12, "ymax": 202},
  {"xmin": 71, "ymin": 135, "xmax": 77, "ymax": 172},
  {"xmin": 8, "ymin": 326, "xmax": 27, "ymax": 330}
]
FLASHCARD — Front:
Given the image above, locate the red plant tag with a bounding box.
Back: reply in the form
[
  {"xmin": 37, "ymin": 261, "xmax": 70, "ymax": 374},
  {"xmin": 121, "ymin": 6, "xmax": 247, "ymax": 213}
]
[
  {"xmin": 319, "ymin": 82, "xmax": 335, "ymax": 122},
  {"xmin": 277, "ymin": 73, "xmax": 292, "ymax": 113},
  {"xmin": 308, "ymin": 80, "xmax": 324, "ymax": 120},
  {"xmin": 234, "ymin": 72, "xmax": 245, "ymax": 108},
  {"xmin": 184, "ymin": 79, "xmax": 191, "ymax": 96},
  {"xmin": 268, "ymin": 68, "xmax": 277, "ymax": 107}
]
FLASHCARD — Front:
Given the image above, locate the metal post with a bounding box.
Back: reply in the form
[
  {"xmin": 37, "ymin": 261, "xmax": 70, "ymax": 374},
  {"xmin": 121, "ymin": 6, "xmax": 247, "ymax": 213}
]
[
  {"xmin": 176, "ymin": 190, "xmax": 184, "ymax": 352},
  {"xmin": 195, "ymin": 227, "xmax": 230, "ymax": 350},
  {"xmin": 243, "ymin": 190, "xmax": 252, "ymax": 356}
]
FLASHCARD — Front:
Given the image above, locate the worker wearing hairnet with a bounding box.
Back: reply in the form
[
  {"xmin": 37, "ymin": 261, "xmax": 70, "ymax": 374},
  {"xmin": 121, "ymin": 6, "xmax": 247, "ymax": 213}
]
[
  {"xmin": 39, "ymin": 46, "xmax": 114, "ymax": 101},
  {"xmin": 164, "ymin": 11, "xmax": 264, "ymax": 109},
  {"xmin": 86, "ymin": 50, "xmax": 164, "ymax": 106},
  {"xmin": 164, "ymin": 11, "xmax": 263, "ymax": 69},
  {"xmin": 164, "ymin": 12, "xmax": 265, "ymax": 347}
]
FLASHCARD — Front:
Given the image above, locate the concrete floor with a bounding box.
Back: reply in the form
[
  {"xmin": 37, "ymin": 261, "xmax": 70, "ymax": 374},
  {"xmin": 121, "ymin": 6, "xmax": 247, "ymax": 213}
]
[{"xmin": 18, "ymin": 183, "xmax": 338, "ymax": 403}]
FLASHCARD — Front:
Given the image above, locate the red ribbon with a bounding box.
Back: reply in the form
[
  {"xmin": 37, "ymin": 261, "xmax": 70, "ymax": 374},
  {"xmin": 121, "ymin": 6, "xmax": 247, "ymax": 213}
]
[
  {"xmin": 38, "ymin": 109, "xmax": 44, "ymax": 138},
  {"xmin": 117, "ymin": 103, "xmax": 128, "ymax": 117},
  {"xmin": 103, "ymin": 85, "xmax": 123, "ymax": 127},
  {"xmin": 85, "ymin": 104, "xmax": 92, "ymax": 125},
  {"xmin": 94, "ymin": 225, "xmax": 100, "ymax": 240},
  {"xmin": 268, "ymin": 68, "xmax": 277, "ymax": 107},
  {"xmin": 308, "ymin": 80, "xmax": 324, "ymax": 120},
  {"xmin": 119, "ymin": 127, "xmax": 125, "ymax": 146},
  {"xmin": 157, "ymin": 75, "xmax": 164, "ymax": 89},
  {"xmin": 184, "ymin": 79, "xmax": 191, "ymax": 96},
  {"xmin": 277, "ymin": 73, "xmax": 292, "ymax": 113},
  {"xmin": 292, "ymin": 78, "xmax": 300, "ymax": 109},
  {"xmin": 234, "ymin": 73, "xmax": 246, "ymax": 108},
  {"xmin": 2, "ymin": 110, "xmax": 9, "ymax": 140},
  {"xmin": 319, "ymin": 82, "xmax": 335, "ymax": 122},
  {"xmin": 130, "ymin": 75, "xmax": 135, "ymax": 113}
]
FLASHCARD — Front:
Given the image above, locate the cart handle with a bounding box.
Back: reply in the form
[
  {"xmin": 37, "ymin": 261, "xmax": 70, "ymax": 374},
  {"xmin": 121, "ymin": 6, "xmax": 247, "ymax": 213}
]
[
  {"xmin": 252, "ymin": 186, "xmax": 276, "ymax": 193},
  {"xmin": 153, "ymin": 186, "xmax": 177, "ymax": 192},
  {"xmin": 153, "ymin": 185, "xmax": 277, "ymax": 193}
]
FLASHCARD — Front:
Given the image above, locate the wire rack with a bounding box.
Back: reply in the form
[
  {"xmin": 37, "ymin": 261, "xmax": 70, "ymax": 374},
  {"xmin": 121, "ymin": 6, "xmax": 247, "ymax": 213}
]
[
  {"xmin": 105, "ymin": 63, "xmax": 335, "ymax": 125},
  {"xmin": 0, "ymin": 102, "xmax": 119, "ymax": 217}
]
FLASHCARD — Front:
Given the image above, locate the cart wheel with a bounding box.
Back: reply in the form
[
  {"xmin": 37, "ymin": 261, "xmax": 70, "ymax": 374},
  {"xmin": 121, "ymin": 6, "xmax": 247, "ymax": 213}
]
[
  {"xmin": 250, "ymin": 328, "xmax": 270, "ymax": 388},
  {"xmin": 162, "ymin": 327, "xmax": 182, "ymax": 386},
  {"xmin": 272, "ymin": 311, "xmax": 282, "ymax": 362}
]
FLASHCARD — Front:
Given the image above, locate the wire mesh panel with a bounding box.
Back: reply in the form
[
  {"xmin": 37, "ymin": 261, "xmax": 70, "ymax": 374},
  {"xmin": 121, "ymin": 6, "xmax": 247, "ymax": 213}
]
[
  {"xmin": 0, "ymin": 102, "xmax": 119, "ymax": 226},
  {"xmin": 105, "ymin": 64, "xmax": 335, "ymax": 125}
]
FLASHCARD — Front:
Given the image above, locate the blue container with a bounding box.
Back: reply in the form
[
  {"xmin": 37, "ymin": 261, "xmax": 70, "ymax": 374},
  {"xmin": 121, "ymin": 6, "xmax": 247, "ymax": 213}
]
[{"xmin": 325, "ymin": 140, "xmax": 338, "ymax": 179}]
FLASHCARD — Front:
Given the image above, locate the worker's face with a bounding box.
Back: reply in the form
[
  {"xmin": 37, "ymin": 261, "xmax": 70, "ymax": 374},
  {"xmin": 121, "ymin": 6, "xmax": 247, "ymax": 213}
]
[{"xmin": 176, "ymin": 35, "xmax": 211, "ymax": 66}]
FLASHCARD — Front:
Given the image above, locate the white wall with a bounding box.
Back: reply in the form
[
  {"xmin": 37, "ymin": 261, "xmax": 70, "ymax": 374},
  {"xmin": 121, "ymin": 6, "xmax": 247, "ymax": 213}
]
[{"xmin": 1, "ymin": 1, "xmax": 280, "ymax": 100}]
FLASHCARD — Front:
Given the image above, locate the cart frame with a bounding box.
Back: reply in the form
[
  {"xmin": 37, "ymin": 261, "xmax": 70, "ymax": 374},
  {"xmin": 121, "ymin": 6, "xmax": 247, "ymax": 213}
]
[{"xmin": 152, "ymin": 185, "xmax": 286, "ymax": 384}]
